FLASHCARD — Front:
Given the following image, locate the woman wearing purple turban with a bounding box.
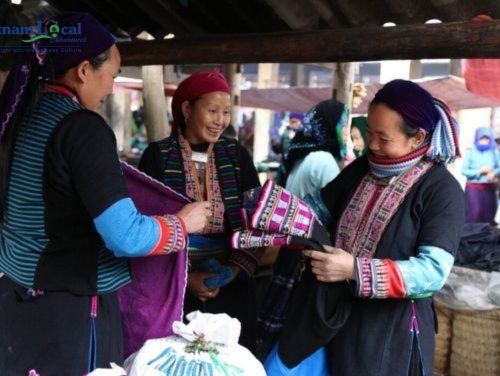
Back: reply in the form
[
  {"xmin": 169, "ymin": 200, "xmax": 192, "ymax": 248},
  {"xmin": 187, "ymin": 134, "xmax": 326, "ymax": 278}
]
[
  {"xmin": 0, "ymin": 12, "xmax": 209, "ymax": 374},
  {"xmin": 265, "ymin": 80, "xmax": 465, "ymax": 375},
  {"xmin": 462, "ymin": 126, "xmax": 500, "ymax": 224}
]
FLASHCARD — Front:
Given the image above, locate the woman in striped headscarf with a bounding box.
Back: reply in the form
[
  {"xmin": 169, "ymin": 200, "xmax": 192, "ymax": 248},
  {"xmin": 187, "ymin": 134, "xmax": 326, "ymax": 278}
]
[{"xmin": 265, "ymin": 79, "xmax": 466, "ymax": 376}]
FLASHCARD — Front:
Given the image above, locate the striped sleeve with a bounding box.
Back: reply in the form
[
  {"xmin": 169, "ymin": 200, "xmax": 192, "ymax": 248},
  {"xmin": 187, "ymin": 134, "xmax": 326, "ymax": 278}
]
[
  {"xmin": 353, "ymin": 245, "xmax": 454, "ymax": 299},
  {"xmin": 94, "ymin": 198, "xmax": 186, "ymax": 257}
]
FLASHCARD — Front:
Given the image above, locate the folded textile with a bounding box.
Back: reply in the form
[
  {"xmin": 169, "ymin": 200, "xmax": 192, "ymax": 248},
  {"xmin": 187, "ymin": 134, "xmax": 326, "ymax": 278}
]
[
  {"xmin": 118, "ymin": 162, "xmax": 191, "ymax": 357},
  {"xmin": 233, "ymin": 180, "xmax": 352, "ymax": 368},
  {"xmin": 233, "ymin": 180, "xmax": 330, "ymax": 252},
  {"xmin": 251, "ymin": 180, "xmax": 319, "ymax": 238},
  {"xmin": 456, "ymin": 223, "xmax": 500, "ymax": 272}
]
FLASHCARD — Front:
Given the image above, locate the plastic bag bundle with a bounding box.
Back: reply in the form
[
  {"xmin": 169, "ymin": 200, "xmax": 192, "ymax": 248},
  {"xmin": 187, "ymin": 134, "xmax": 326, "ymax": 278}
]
[
  {"xmin": 125, "ymin": 311, "xmax": 265, "ymax": 376},
  {"xmin": 435, "ymin": 266, "xmax": 500, "ymax": 310}
]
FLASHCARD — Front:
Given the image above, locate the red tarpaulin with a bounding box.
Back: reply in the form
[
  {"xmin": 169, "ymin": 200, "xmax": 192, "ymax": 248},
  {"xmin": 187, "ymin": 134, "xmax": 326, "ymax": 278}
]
[{"xmin": 463, "ymin": 59, "xmax": 500, "ymax": 103}]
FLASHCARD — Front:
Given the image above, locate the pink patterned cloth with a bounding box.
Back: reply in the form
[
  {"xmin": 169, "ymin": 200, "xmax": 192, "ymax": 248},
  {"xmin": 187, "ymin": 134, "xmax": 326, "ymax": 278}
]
[
  {"xmin": 251, "ymin": 180, "xmax": 316, "ymax": 238},
  {"xmin": 232, "ymin": 180, "xmax": 324, "ymax": 251}
]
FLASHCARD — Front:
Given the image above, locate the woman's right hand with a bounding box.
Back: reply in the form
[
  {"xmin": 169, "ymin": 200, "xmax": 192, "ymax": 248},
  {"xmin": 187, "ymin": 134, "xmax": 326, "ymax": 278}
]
[
  {"xmin": 187, "ymin": 271, "xmax": 220, "ymax": 302},
  {"xmin": 176, "ymin": 201, "xmax": 211, "ymax": 234}
]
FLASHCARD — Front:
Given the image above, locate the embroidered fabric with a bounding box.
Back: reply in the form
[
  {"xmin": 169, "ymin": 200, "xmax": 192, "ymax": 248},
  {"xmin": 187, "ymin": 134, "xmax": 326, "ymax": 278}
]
[
  {"xmin": 335, "ymin": 160, "xmax": 433, "ymax": 258},
  {"xmin": 178, "ymin": 133, "xmax": 225, "ymax": 234}
]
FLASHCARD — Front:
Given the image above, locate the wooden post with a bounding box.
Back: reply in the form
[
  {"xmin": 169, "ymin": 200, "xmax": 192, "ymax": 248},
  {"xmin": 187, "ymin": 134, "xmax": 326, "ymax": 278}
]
[
  {"xmin": 253, "ymin": 63, "xmax": 279, "ymax": 164},
  {"xmin": 104, "ymin": 93, "xmax": 132, "ymax": 155},
  {"xmin": 410, "ymin": 60, "xmax": 423, "ymax": 79},
  {"xmin": 118, "ymin": 93, "xmax": 132, "ymax": 155},
  {"xmin": 450, "ymin": 59, "xmax": 463, "ymax": 77},
  {"xmin": 223, "ymin": 63, "xmax": 241, "ymax": 138},
  {"xmin": 290, "ymin": 64, "xmax": 305, "ymax": 87},
  {"xmin": 332, "ymin": 63, "xmax": 356, "ymax": 108},
  {"xmin": 332, "ymin": 62, "xmax": 357, "ymax": 165},
  {"xmin": 142, "ymin": 65, "xmax": 169, "ymax": 142}
]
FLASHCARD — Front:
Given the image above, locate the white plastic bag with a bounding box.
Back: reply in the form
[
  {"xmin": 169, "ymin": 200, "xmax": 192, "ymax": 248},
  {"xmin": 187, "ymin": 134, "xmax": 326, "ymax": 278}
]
[
  {"xmin": 435, "ymin": 266, "xmax": 500, "ymax": 310},
  {"xmin": 125, "ymin": 311, "xmax": 265, "ymax": 376},
  {"xmin": 86, "ymin": 363, "xmax": 127, "ymax": 375}
]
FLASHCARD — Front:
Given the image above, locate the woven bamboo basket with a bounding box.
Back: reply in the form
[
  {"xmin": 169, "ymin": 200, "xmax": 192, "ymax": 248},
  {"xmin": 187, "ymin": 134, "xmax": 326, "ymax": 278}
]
[
  {"xmin": 449, "ymin": 309, "xmax": 500, "ymax": 376},
  {"xmin": 434, "ymin": 302, "xmax": 453, "ymax": 376}
]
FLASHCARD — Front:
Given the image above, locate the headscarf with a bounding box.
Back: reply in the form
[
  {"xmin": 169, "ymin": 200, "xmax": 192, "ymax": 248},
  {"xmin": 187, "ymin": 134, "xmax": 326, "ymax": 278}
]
[
  {"xmin": 289, "ymin": 112, "xmax": 304, "ymax": 122},
  {"xmin": 171, "ymin": 70, "xmax": 231, "ymax": 134},
  {"xmin": 284, "ymin": 99, "xmax": 348, "ymax": 174},
  {"xmin": 0, "ymin": 12, "xmax": 115, "ymax": 138},
  {"xmin": 372, "ymin": 79, "xmax": 460, "ymax": 164},
  {"xmin": 351, "ymin": 116, "xmax": 368, "ymax": 157},
  {"xmin": 474, "ymin": 127, "xmax": 496, "ymax": 152}
]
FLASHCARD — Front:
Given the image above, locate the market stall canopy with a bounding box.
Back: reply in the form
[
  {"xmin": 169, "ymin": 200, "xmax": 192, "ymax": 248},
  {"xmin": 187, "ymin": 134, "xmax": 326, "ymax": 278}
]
[{"xmin": 239, "ymin": 76, "xmax": 500, "ymax": 114}]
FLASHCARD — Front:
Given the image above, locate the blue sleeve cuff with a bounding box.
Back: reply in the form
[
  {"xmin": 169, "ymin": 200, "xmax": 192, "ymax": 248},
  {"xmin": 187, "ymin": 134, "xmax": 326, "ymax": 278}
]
[
  {"xmin": 93, "ymin": 198, "xmax": 159, "ymax": 257},
  {"xmin": 395, "ymin": 245, "xmax": 454, "ymax": 297}
]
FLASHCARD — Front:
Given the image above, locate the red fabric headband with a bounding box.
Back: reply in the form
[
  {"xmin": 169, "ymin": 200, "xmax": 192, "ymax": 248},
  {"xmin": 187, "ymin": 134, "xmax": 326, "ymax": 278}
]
[{"xmin": 171, "ymin": 70, "xmax": 230, "ymax": 133}]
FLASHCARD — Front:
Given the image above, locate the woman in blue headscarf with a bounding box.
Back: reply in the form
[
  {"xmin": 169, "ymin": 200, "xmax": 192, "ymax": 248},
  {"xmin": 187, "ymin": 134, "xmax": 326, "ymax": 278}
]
[{"xmin": 462, "ymin": 126, "xmax": 500, "ymax": 224}]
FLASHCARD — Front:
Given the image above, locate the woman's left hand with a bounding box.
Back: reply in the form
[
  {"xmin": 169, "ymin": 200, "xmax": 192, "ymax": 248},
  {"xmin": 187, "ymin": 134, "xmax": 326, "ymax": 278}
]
[{"xmin": 303, "ymin": 245, "xmax": 355, "ymax": 282}]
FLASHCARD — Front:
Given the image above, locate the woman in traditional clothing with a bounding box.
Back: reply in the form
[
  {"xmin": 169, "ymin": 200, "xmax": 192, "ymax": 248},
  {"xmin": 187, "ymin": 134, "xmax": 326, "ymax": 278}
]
[
  {"xmin": 265, "ymin": 79, "xmax": 465, "ymax": 375},
  {"xmin": 462, "ymin": 126, "xmax": 500, "ymax": 224},
  {"xmin": 0, "ymin": 13, "xmax": 208, "ymax": 375},
  {"xmin": 256, "ymin": 99, "xmax": 346, "ymax": 358},
  {"xmin": 138, "ymin": 70, "xmax": 261, "ymax": 352},
  {"xmin": 350, "ymin": 116, "xmax": 368, "ymax": 158},
  {"xmin": 284, "ymin": 99, "xmax": 347, "ymax": 198}
]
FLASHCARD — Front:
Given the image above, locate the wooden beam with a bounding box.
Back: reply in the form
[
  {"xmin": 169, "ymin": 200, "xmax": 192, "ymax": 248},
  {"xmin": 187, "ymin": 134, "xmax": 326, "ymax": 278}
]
[
  {"xmin": 130, "ymin": 0, "xmax": 204, "ymax": 35},
  {"xmin": 119, "ymin": 20, "xmax": 500, "ymax": 65},
  {"xmin": 264, "ymin": 0, "xmax": 318, "ymax": 29}
]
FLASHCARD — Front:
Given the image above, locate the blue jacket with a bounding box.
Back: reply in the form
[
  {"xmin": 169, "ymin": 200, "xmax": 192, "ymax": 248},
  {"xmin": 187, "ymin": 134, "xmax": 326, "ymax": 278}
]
[{"xmin": 462, "ymin": 147, "xmax": 500, "ymax": 183}]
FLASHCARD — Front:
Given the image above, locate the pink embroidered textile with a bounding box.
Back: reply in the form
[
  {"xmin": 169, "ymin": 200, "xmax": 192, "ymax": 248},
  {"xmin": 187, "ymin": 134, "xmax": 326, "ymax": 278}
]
[{"xmin": 335, "ymin": 160, "xmax": 433, "ymax": 258}]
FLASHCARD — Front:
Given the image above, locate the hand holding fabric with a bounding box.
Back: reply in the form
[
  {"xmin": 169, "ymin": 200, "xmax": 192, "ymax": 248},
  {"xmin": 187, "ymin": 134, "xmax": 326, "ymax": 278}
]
[
  {"xmin": 304, "ymin": 245, "xmax": 355, "ymax": 282},
  {"xmin": 176, "ymin": 201, "xmax": 211, "ymax": 234}
]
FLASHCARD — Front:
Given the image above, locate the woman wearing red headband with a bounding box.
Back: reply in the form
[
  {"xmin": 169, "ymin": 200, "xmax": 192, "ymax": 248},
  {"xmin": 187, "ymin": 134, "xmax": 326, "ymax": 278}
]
[{"xmin": 138, "ymin": 70, "xmax": 261, "ymax": 352}]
